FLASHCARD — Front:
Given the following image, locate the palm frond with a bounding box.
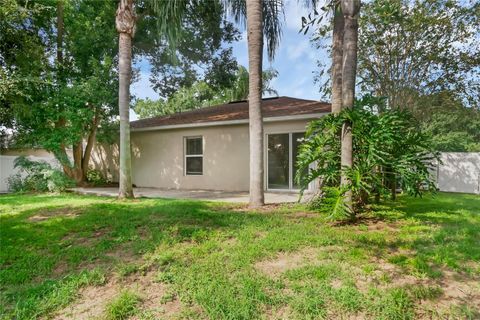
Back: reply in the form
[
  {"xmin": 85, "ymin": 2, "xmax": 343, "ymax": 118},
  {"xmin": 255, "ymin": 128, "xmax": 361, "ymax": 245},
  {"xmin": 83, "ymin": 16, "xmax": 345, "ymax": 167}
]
[{"xmin": 223, "ymin": 0, "xmax": 285, "ymax": 61}]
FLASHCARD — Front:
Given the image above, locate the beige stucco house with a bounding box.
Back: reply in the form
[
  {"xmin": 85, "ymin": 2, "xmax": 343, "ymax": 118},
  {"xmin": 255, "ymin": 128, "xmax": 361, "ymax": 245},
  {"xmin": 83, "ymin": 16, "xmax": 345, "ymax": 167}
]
[{"xmin": 130, "ymin": 96, "xmax": 331, "ymax": 192}]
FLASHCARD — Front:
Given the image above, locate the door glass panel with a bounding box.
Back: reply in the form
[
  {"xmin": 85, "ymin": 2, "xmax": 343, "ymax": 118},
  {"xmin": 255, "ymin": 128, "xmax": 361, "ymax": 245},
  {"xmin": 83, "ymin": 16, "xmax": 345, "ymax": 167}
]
[
  {"xmin": 268, "ymin": 134, "xmax": 289, "ymax": 189},
  {"xmin": 292, "ymin": 132, "xmax": 307, "ymax": 189}
]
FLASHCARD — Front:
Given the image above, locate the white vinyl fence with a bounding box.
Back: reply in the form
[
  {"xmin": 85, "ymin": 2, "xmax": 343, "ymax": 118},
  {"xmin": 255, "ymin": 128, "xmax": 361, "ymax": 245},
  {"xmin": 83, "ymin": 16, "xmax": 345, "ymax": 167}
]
[
  {"xmin": 432, "ymin": 152, "xmax": 480, "ymax": 194},
  {"xmin": 0, "ymin": 155, "xmax": 59, "ymax": 192}
]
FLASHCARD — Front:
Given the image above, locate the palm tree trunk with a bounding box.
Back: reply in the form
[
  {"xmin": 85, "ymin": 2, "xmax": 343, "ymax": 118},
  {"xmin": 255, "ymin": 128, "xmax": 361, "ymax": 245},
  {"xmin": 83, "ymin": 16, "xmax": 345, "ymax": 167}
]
[
  {"xmin": 246, "ymin": 0, "xmax": 264, "ymax": 207},
  {"xmin": 116, "ymin": 0, "xmax": 135, "ymax": 199},
  {"xmin": 331, "ymin": 2, "xmax": 344, "ymax": 114},
  {"xmin": 340, "ymin": 0, "xmax": 360, "ymax": 216}
]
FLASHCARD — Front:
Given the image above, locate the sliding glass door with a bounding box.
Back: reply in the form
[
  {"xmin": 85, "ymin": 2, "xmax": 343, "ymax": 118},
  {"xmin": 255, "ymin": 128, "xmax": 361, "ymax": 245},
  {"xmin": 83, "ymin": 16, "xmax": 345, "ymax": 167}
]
[{"xmin": 267, "ymin": 132, "xmax": 306, "ymax": 190}]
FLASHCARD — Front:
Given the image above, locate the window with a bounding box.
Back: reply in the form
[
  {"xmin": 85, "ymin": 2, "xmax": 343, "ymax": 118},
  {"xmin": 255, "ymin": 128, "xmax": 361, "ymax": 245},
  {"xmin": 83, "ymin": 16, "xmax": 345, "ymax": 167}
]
[{"xmin": 185, "ymin": 136, "xmax": 203, "ymax": 175}]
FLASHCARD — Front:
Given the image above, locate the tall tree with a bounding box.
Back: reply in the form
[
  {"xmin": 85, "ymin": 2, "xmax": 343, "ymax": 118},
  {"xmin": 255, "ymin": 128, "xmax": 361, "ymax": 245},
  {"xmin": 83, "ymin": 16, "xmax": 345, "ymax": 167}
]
[
  {"xmin": 246, "ymin": 0, "xmax": 264, "ymax": 207},
  {"xmin": 331, "ymin": 1, "xmax": 344, "ymax": 114},
  {"xmin": 340, "ymin": 0, "xmax": 360, "ymax": 215},
  {"xmin": 357, "ymin": 0, "xmax": 480, "ymax": 111},
  {"xmin": 1, "ymin": 0, "xmax": 119, "ymax": 184},
  {"xmin": 225, "ymin": 0, "xmax": 284, "ymax": 207},
  {"xmin": 116, "ymin": 0, "xmax": 136, "ymax": 198},
  {"xmin": 115, "ymin": 0, "xmax": 189, "ymax": 198}
]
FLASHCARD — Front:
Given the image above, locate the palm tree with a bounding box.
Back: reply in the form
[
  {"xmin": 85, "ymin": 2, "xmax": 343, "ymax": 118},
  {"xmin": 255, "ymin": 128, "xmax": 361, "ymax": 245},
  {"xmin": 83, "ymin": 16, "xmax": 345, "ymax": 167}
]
[
  {"xmin": 246, "ymin": 0, "xmax": 264, "ymax": 207},
  {"xmin": 225, "ymin": 0, "xmax": 284, "ymax": 208},
  {"xmin": 340, "ymin": 0, "xmax": 360, "ymax": 215},
  {"xmin": 331, "ymin": 1, "xmax": 344, "ymax": 114},
  {"xmin": 116, "ymin": 0, "xmax": 135, "ymax": 199},
  {"xmin": 116, "ymin": 0, "xmax": 187, "ymax": 198}
]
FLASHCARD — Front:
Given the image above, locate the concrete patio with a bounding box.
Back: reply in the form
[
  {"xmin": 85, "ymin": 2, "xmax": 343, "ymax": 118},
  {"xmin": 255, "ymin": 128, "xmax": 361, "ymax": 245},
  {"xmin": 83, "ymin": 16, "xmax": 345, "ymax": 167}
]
[{"xmin": 70, "ymin": 187, "xmax": 303, "ymax": 204}]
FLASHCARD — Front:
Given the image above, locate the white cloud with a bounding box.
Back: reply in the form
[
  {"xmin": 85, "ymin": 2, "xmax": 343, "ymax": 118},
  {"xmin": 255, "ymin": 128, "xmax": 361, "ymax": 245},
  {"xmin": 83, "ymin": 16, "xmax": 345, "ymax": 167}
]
[
  {"xmin": 286, "ymin": 39, "xmax": 315, "ymax": 62},
  {"xmin": 131, "ymin": 71, "xmax": 159, "ymax": 100}
]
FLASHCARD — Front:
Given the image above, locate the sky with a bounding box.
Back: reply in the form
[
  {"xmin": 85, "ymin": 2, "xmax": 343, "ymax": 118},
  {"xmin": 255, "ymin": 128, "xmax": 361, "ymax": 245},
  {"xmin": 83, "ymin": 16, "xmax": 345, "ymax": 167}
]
[{"xmin": 130, "ymin": 0, "xmax": 329, "ymax": 120}]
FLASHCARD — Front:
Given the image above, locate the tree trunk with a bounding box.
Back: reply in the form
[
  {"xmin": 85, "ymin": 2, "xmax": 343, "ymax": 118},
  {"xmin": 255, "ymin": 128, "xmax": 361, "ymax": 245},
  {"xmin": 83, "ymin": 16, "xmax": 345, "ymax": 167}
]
[
  {"xmin": 331, "ymin": 3, "xmax": 344, "ymax": 114},
  {"xmin": 72, "ymin": 142, "xmax": 85, "ymax": 184},
  {"xmin": 56, "ymin": 0, "xmax": 64, "ymax": 68},
  {"xmin": 116, "ymin": 0, "xmax": 135, "ymax": 199},
  {"xmin": 340, "ymin": 0, "xmax": 360, "ymax": 217},
  {"xmin": 246, "ymin": 0, "xmax": 264, "ymax": 208},
  {"xmin": 82, "ymin": 110, "xmax": 99, "ymax": 181}
]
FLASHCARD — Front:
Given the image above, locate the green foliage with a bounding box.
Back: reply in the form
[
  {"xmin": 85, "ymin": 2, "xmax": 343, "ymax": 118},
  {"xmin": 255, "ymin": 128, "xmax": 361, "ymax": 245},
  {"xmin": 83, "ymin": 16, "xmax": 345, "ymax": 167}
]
[
  {"xmin": 311, "ymin": 0, "xmax": 479, "ymax": 109},
  {"xmin": 417, "ymin": 91, "xmax": 480, "ymax": 152},
  {"xmin": 133, "ymin": 66, "xmax": 278, "ymax": 119},
  {"xmin": 86, "ymin": 169, "xmax": 107, "ymax": 186},
  {"xmin": 1, "ymin": 0, "xmax": 118, "ymax": 171},
  {"xmin": 8, "ymin": 156, "xmax": 74, "ymax": 193},
  {"xmin": 309, "ymin": 187, "xmax": 350, "ymax": 220},
  {"xmin": 104, "ymin": 291, "xmax": 141, "ymax": 320},
  {"xmin": 296, "ymin": 104, "xmax": 439, "ymax": 215},
  {"xmin": 143, "ymin": 0, "xmax": 240, "ymax": 98}
]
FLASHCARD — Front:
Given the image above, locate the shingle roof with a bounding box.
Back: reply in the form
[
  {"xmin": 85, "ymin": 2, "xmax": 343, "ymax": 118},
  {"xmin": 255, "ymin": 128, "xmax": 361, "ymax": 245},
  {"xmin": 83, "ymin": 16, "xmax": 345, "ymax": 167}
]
[{"xmin": 131, "ymin": 96, "xmax": 331, "ymax": 130}]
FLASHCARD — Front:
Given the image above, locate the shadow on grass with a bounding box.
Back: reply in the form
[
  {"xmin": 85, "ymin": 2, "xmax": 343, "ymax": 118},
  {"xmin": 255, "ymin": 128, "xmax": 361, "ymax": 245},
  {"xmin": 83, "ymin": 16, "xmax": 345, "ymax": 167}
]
[
  {"xmin": 350, "ymin": 192, "xmax": 480, "ymax": 273},
  {"xmin": 0, "ymin": 197, "xmax": 274, "ymax": 284}
]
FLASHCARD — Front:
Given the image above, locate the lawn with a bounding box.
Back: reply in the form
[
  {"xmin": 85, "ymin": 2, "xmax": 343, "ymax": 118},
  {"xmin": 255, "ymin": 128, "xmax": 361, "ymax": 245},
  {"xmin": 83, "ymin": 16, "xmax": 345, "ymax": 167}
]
[{"xmin": 0, "ymin": 192, "xmax": 479, "ymax": 319}]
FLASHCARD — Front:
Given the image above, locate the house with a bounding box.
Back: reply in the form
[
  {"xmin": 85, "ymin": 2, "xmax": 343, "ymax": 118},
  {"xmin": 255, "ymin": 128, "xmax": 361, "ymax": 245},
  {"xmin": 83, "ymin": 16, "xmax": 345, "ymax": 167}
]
[{"xmin": 130, "ymin": 96, "xmax": 331, "ymax": 192}]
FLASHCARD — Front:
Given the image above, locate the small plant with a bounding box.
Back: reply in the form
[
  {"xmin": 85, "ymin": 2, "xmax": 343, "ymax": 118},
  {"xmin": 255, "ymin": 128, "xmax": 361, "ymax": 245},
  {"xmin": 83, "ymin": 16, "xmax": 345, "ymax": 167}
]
[
  {"xmin": 116, "ymin": 263, "xmax": 139, "ymax": 278},
  {"xmin": 309, "ymin": 187, "xmax": 350, "ymax": 220},
  {"xmin": 86, "ymin": 168, "xmax": 107, "ymax": 186},
  {"xmin": 104, "ymin": 290, "xmax": 141, "ymax": 320},
  {"xmin": 8, "ymin": 156, "xmax": 74, "ymax": 193}
]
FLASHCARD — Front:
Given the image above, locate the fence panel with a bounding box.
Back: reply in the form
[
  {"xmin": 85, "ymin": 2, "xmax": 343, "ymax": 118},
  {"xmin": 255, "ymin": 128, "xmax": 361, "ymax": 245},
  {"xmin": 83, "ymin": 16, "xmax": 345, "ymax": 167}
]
[{"xmin": 434, "ymin": 152, "xmax": 480, "ymax": 194}]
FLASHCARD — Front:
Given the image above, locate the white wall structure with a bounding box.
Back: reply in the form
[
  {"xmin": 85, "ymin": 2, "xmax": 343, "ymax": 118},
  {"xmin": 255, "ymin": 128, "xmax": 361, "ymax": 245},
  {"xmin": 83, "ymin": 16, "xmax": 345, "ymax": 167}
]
[
  {"xmin": 433, "ymin": 152, "xmax": 480, "ymax": 194},
  {"xmin": 0, "ymin": 155, "xmax": 59, "ymax": 192}
]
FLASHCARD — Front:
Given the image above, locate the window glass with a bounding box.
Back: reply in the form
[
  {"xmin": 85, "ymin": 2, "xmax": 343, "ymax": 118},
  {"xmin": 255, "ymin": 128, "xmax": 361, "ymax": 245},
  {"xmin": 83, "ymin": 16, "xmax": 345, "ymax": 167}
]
[
  {"xmin": 268, "ymin": 134, "xmax": 290, "ymax": 189},
  {"xmin": 185, "ymin": 137, "xmax": 203, "ymax": 175},
  {"xmin": 186, "ymin": 137, "xmax": 202, "ymax": 155},
  {"xmin": 186, "ymin": 157, "xmax": 203, "ymax": 175}
]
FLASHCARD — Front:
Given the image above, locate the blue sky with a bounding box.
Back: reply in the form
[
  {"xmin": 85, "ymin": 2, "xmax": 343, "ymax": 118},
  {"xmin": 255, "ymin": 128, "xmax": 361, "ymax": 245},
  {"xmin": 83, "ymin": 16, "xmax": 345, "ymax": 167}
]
[{"xmin": 130, "ymin": 1, "xmax": 329, "ymax": 120}]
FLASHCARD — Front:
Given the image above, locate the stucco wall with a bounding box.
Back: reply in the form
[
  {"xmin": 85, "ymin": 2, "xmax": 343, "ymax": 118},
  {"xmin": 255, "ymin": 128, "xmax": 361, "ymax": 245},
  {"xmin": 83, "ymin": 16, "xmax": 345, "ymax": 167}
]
[
  {"xmin": 131, "ymin": 119, "xmax": 312, "ymax": 191},
  {"xmin": 90, "ymin": 143, "xmax": 120, "ymax": 183}
]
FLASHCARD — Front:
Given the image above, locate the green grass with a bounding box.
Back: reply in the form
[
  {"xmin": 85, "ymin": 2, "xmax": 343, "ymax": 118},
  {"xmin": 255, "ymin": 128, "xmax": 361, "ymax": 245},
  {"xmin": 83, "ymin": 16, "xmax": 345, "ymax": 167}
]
[
  {"xmin": 104, "ymin": 290, "xmax": 141, "ymax": 320},
  {"xmin": 0, "ymin": 192, "xmax": 478, "ymax": 319}
]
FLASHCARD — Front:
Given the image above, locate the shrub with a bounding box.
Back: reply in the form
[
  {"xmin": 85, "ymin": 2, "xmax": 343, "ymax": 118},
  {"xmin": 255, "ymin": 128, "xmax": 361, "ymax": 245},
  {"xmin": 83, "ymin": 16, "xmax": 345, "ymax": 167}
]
[
  {"xmin": 296, "ymin": 101, "xmax": 439, "ymax": 218},
  {"xmin": 86, "ymin": 168, "xmax": 107, "ymax": 186},
  {"xmin": 7, "ymin": 156, "xmax": 74, "ymax": 193}
]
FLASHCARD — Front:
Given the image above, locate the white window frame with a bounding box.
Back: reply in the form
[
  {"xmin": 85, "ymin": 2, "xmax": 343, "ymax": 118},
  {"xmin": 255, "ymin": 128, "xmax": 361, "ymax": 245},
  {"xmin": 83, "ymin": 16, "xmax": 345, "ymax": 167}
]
[{"xmin": 184, "ymin": 136, "xmax": 203, "ymax": 176}]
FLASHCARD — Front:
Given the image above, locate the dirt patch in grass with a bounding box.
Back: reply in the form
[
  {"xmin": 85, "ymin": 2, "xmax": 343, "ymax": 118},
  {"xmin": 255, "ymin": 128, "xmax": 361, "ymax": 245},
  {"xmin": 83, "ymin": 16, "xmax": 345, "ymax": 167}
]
[
  {"xmin": 28, "ymin": 207, "xmax": 83, "ymax": 222},
  {"xmin": 285, "ymin": 211, "xmax": 319, "ymax": 219},
  {"xmin": 53, "ymin": 269, "xmax": 184, "ymax": 320},
  {"xmin": 332, "ymin": 216, "xmax": 402, "ymax": 231},
  {"xmin": 255, "ymin": 246, "xmax": 340, "ymax": 277},
  {"xmin": 263, "ymin": 305, "xmax": 293, "ymax": 320}
]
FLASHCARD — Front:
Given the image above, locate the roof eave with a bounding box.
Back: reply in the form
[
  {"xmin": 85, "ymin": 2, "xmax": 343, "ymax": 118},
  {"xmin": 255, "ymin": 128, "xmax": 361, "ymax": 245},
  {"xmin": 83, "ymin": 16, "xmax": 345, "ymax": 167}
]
[{"xmin": 131, "ymin": 112, "xmax": 328, "ymax": 132}]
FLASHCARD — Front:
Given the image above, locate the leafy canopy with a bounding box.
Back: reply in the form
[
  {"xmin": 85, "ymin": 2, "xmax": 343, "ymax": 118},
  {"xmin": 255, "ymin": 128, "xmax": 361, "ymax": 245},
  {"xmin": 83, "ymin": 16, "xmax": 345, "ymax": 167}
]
[{"xmin": 133, "ymin": 66, "xmax": 278, "ymax": 119}]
